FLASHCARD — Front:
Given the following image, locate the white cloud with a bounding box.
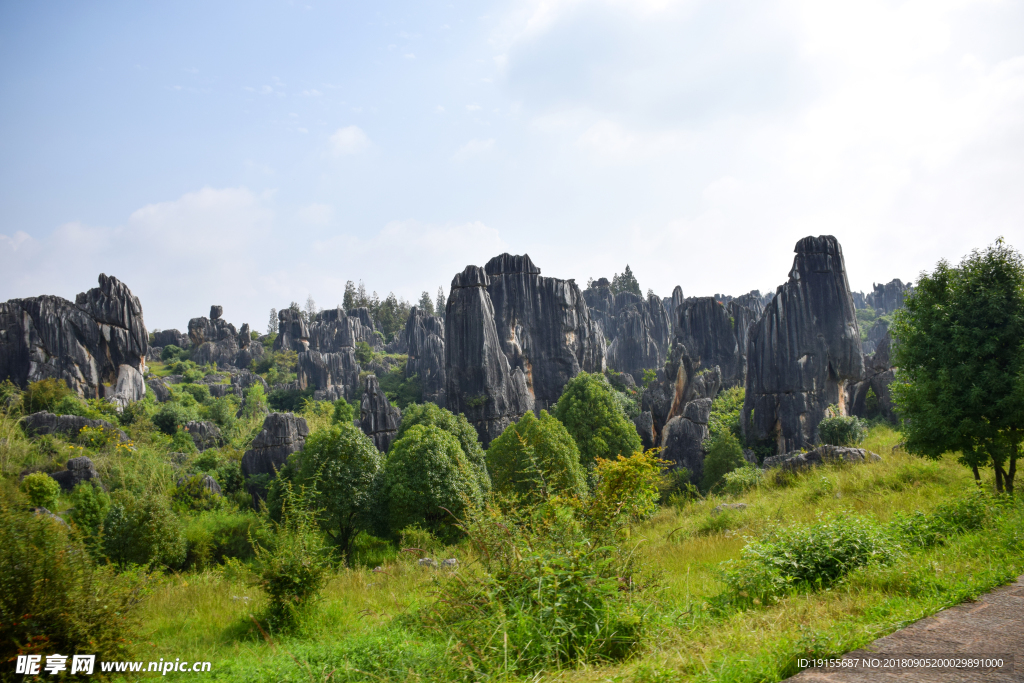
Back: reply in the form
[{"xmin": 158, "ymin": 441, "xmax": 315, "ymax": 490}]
[
  {"xmin": 329, "ymin": 125, "xmax": 371, "ymax": 155},
  {"xmin": 297, "ymin": 203, "xmax": 334, "ymax": 225},
  {"xmin": 466, "ymin": 103, "xmax": 482, "ymax": 111},
  {"xmin": 453, "ymin": 138, "xmax": 495, "ymax": 161}
]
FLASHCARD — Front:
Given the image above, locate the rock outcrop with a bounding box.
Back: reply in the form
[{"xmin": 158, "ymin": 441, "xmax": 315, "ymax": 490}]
[
  {"xmin": 21, "ymin": 411, "xmax": 129, "ymax": 443},
  {"xmin": 762, "ymin": 445, "xmax": 881, "ymax": 471},
  {"xmin": 847, "ymin": 329, "xmax": 898, "ymax": 422},
  {"xmin": 184, "ymin": 420, "xmax": 223, "ymax": 451},
  {"xmin": 188, "ymin": 306, "xmax": 264, "ymax": 369},
  {"xmin": 445, "ymin": 265, "xmax": 534, "ymax": 446},
  {"xmin": 359, "ymin": 375, "xmax": 402, "ymax": 452},
  {"xmin": 153, "ymin": 329, "xmax": 189, "ymax": 348},
  {"xmin": 674, "ymin": 297, "xmax": 742, "ymax": 386},
  {"xmin": 240, "ymin": 413, "xmax": 310, "ymax": 478},
  {"xmin": 290, "ymin": 306, "xmax": 382, "ymax": 400},
  {"xmin": 866, "ymin": 278, "xmax": 914, "ymax": 315},
  {"xmin": 743, "ymin": 236, "xmax": 866, "ymax": 454},
  {"xmin": 404, "ymin": 306, "xmax": 447, "ymax": 407},
  {"xmin": 660, "ymin": 398, "xmax": 712, "ymax": 483},
  {"xmin": 483, "ymin": 254, "xmax": 606, "ymax": 411},
  {"xmin": 108, "ymin": 364, "xmax": 146, "ymax": 411},
  {"xmin": 587, "ymin": 280, "xmax": 671, "ymax": 380},
  {"xmin": 49, "ymin": 456, "xmax": 103, "ymax": 493},
  {"xmin": 0, "ymin": 274, "xmax": 148, "ymax": 401}
]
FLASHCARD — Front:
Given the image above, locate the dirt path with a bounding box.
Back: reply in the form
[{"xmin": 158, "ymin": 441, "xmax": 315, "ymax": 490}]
[{"xmin": 784, "ymin": 576, "xmax": 1024, "ymax": 682}]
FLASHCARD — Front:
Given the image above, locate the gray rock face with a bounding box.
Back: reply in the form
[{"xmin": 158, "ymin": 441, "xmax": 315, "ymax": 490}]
[
  {"xmin": 404, "ymin": 306, "xmax": 447, "ymax": 407},
  {"xmin": 607, "ymin": 306, "xmax": 661, "ymax": 381},
  {"xmin": 483, "ymin": 253, "xmax": 606, "ymax": 411},
  {"xmin": 49, "ymin": 456, "xmax": 104, "ymax": 493},
  {"xmin": 661, "ymin": 398, "xmax": 712, "ymax": 483},
  {"xmin": 108, "ymin": 364, "xmax": 147, "ymax": 411},
  {"xmin": 743, "ymin": 235, "xmax": 866, "ymax": 454},
  {"xmin": 21, "ymin": 411, "xmax": 128, "ymax": 443},
  {"xmin": 0, "ymin": 274, "xmax": 148, "ymax": 400},
  {"xmin": 297, "ymin": 349, "xmax": 360, "ymax": 400},
  {"xmin": 184, "ymin": 420, "xmax": 223, "ymax": 451},
  {"xmin": 866, "ymin": 278, "xmax": 914, "ymax": 315},
  {"xmin": 147, "ymin": 378, "xmax": 172, "ymax": 402},
  {"xmin": 153, "ymin": 329, "xmax": 189, "ymax": 348},
  {"xmin": 188, "ymin": 307, "xmax": 264, "ymax": 369},
  {"xmin": 232, "ymin": 369, "xmax": 269, "ymax": 397},
  {"xmin": 847, "ymin": 330, "xmax": 898, "ymax": 422},
  {"xmin": 728, "ymin": 294, "xmax": 766, "ymax": 387},
  {"xmin": 674, "ymin": 297, "xmax": 742, "ymax": 386},
  {"xmin": 359, "ymin": 375, "xmax": 402, "ymax": 452},
  {"xmin": 240, "ymin": 413, "xmax": 310, "ymax": 478},
  {"xmin": 291, "ymin": 306, "xmax": 382, "ymax": 399},
  {"xmin": 445, "ymin": 265, "xmax": 534, "ymax": 446},
  {"xmin": 273, "ymin": 308, "xmax": 309, "ymax": 353},
  {"xmin": 762, "ymin": 445, "xmax": 881, "ymax": 471}
]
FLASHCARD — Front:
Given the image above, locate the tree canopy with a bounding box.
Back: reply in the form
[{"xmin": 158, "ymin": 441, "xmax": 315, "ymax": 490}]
[
  {"xmin": 891, "ymin": 239, "xmax": 1024, "ymax": 493},
  {"xmin": 611, "ymin": 265, "xmax": 641, "ymax": 297},
  {"xmin": 486, "ymin": 410, "xmax": 587, "ymax": 501},
  {"xmin": 553, "ymin": 372, "xmax": 643, "ymax": 469},
  {"xmin": 396, "ymin": 402, "xmax": 490, "ymax": 493}
]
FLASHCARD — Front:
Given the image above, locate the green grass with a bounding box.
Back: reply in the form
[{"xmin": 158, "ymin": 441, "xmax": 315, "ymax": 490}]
[{"xmin": 121, "ymin": 424, "xmax": 1024, "ymax": 682}]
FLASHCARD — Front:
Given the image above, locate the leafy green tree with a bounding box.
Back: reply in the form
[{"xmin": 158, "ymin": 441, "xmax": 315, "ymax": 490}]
[
  {"xmin": 700, "ymin": 431, "xmax": 746, "ymax": 493},
  {"xmin": 892, "ymin": 239, "xmax": 1024, "ymax": 493},
  {"xmin": 418, "ymin": 291, "xmax": 435, "ymax": 316},
  {"xmin": 708, "ymin": 386, "xmax": 744, "ymax": 441},
  {"xmin": 332, "ymin": 397, "xmax": 358, "ymax": 424},
  {"xmin": 102, "ymin": 492, "xmax": 186, "ymax": 569},
  {"xmin": 22, "ymin": 378, "xmax": 73, "ymax": 414},
  {"xmin": 294, "ymin": 423, "xmax": 383, "ymax": 565},
  {"xmin": 267, "ymin": 307, "xmax": 278, "ymax": 336},
  {"xmin": 396, "ymin": 402, "xmax": 490, "ymax": 493},
  {"xmin": 68, "ymin": 482, "xmax": 110, "ymax": 545},
  {"xmin": 21, "ymin": 472, "xmax": 60, "ymax": 509},
  {"xmin": 487, "ymin": 410, "xmax": 587, "ymax": 501},
  {"xmin": 611, "ymin": 265, "xmax": 641, "ymax": 297},
  {"xmin": 590, "ymin": 450, "xmax": 666, "ymax": 525},
  {"xmin": 553, "ymin": 372, "xmax": 643, "ymax": 469},
  {"xmin": 382, "ymin": 425, "xmax": 483, "ymax": 540}
]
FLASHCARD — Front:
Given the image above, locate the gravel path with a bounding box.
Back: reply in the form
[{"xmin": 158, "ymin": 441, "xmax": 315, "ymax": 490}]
[{"xmin": 784, "ymin": 576, "xmax": 1024, "ymax": 682}]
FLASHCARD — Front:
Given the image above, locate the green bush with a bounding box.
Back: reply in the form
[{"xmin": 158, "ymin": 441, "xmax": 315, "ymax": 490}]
[
  {"xmin": 102, "ymin": 492, "xmax": 187, "ymax": 569},
  {"xmin": 20, "ymin": 472, "xmax": 60, "ymax": 509},
  {"xmin": 0, "ymin": 499, "xmax": 146, "ymax": 667},
  {"xmin": 890, "ymin": 489, "xmax": 991, "ymax": 548},
  {"xmin": 378, "ymin": 368, "xmax": 422, "ymax": 408},
  {"xmin": 332, "ymin": 397, "xmax": 357, "ymax": 424},
  {"xmin": 161, "ymin": 344, "xmax": 187, "ymax": 361},
  {"xmin": 267, "ymin": 387, "xmax": 314, "ymax": 412},
  {"xmin": 396, "ymin": 402, "xmax": 490, "ymax": 493},
  {"xmin": 721, "ymin": 514, "xmax": 900, "ymax": 604},
  {"xmin": 354, "ymin": 341, "xmax": 374, "ymax": 365},
  {"xmin": 251, "ymin": 483, "xmax": 331, "ymax": 629},
  {"xmin": 22, "ymin": 377, "xmax": 74, "ymax": 414},
  {"xmin": 382, "ymin": 425, "xmax": 483, "ymax": 541},
  {"xmin": 818, "ymin": 412, "xmax": 867, "ymax": 446},
  {"xmin": 553, "ymin": 372, "xmax": 643, "ymax": 469},
  {"xmin": 700, "ymin": 431, "xmax": 746, "ymax": 493},
  {"xmin": 707, "ymin": 386, "xmax": 744, "ymax": 440},
  {"xmin": 202, "ymin": 395, "xmax": 238, "ymax": 430},
  {"xmin": 350, "ymin": 531, "xmax": 397, "ymax": 568},
  {"xmin": 180, "ymin": 383, "xmax": 211, "ymax": 404},
  {"xmin": 171, "ymin": 474, "xmax": 224, "ymax": 512},
  {"xmin": 721, "ymin": 464, "xmax": 762, "ymax": 494},
  {"xmin": 487, "ymin": 410, "xmax": 587, "ymax": 501},
  {"xmin": 52, "ymin": 393, "xmax": 89, "ymax": 417},
  {"xmin": 182, "ymin": 368, "xmax": 205, "ymax": 383},
  {"xmin": 183, "ymin": 509, "xmax": 266, "ymax": 570},
  {"xmin": 68, "ymin": 482, "xmax": 110, "ymax": 551},
  {"xmin": 77, "ymin": 424, "xmax": 122, "ymax": 448},
  {"xmin": 241, "ymin": 383, "xmax": 269, "ymax": 420},
  {"xmin": 152, "ymin": 401, "xmax": 200, "ymax": 436},
  {"xmin": 590, "ymin": 451, "xmax": 665, "ymax": 525}
]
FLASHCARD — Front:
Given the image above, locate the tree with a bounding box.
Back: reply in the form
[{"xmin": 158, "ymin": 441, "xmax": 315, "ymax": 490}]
[
  {"xmin": 418, "ymin": 291, "xmax": 435, "ymax": 316},
  {"xmin": 381, "ymin": 425, "xmax": 483, "ymax": 540},
  {"xmin": 343, "ymin": 281, "xmax": 357, "ymax": 311},
  {"xmin": 700, "ymin": 431, "xmax": 746, "ymax": 493},
  {"xmin": 436, "ymin": 287, "xmax": 447, "ymax": 318},
  {"xmin": 102, "ymin": 492, "xmax": 186, "ymax": 569},
  {"xmin": 611, "ymin": 265, "xmax": 641, "ymax": 297},
  {"xmin": 486, "ymin": 410, "xmax": 587, "ymax": 501},
  {"xmin": 294, "ymin": 423, "xmax": 383, "ymax": 565},
  {"xmin": 396, "ymin": 403, "xmax": 489, "ymax": 493},
  {"xmin": 553, "ymin": 372, "xmax": 643, "ymax": 469},
  {"xmin": 267, "ymin": 307, "xmax": 278, "ymax": 336},
  {"xmin": 891, "ymin": 239, "xmax": 1024, "ymax": 493},
  {"xmin": 304, "ymin": 295, "xmax": 319, "ymax": 323}
]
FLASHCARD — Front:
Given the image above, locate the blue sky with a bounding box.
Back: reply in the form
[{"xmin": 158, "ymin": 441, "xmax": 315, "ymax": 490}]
[{"xmin": 2, "ymin": 0, "xmax": 1022, "ymax": 331}]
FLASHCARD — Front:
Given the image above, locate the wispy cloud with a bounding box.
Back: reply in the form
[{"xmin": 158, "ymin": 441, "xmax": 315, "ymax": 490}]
[
  {"xmin": 329, "ymin": 126, "xmax": 371, "ymax": 155},
  {"xmin": 452, "ymin": 138, "xmax": 495, "ymax": 161}
]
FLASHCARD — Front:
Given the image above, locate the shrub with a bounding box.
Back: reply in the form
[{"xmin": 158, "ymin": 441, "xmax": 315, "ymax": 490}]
[
  {"xmin": 251, "ymin": 483, "xmax": 331, "ymax": 629},
  {"xmin": 0, "ymin": 499, "xmax": 146, "ymax": 666},
  {"xmin": 722, "ymin": 464, "xmax": 762, "ymax": 494},
  {"xmin": 182, "ymin": 368, "xmax": 205, "ymax": 383},
  {"xmin": 77, "ymin": 424, "xmax": 121, "ymax": 448},
  {"xmin": 331, "ymin": 398, "xmax": 357, "ymax": 424},
  {"xmin": 267, "ymin": 387, "xmax": 314, "ymax": 412},
  {"xmin": 171, "ymin": 474, "xmax": 224, "ymax": 512},
  {"xmin": 354, "ymin": 341, "xmax": 374, "ymax": 365},
  {"xmin": 152, "ymin": 401, "xmax": 199, "ymax": 436},
  {"xmin": 721, "ymin": 514, "xmax": 900, "ymax": 604},
  {"xmin": 818, "ymin": 409, "xmax": 867, "ymax": 447},
  {"xmin": 487, "ymin": 410, "xmax": 587, "ymax": 501},
  {"xmin": 553, "ymin": 372, "xmax": 643, "ymax": 469},
  {"xmin": 382, "ymin": 425, "xmax": 483, "ymax": 541},
  {"xmin": 202, "ymin": 395, "xmax": 237, "ymax": 430},
  {"xmin": 700, "ymin": 431, "xmax": 746, "ymax": 493},
  {"xmin": 183, "ymin": 509, "xmax": 266, "ymax": 570},
  {"xmin": 590, "ymin": 451, "xmax": 666, "ymax": 526},
  {"xmin": 180, "ymin": 383, "xmax": 211, "ymax": 404},
  {"xmin": 707, "ymin": 386, "xmax": 744, "ymax": 440},
  {"xmin": 161, "ymin": 344, "xmax": 186, "ymax": 361},
  {"xmin": 396, "ymin": 402, "xmax": 490, "ymax": 493},
  {"xmin": 890, "ymin": 490, "xmax": 991, "ymax": 548},
  {"xmin": 241, "ymin": 383, "xmax": 269, "ymax": 420},
  {"xmin": 102, "ymin": 492, "xmax": 187, "ymax": 569},
  {"xmin": 68, "ymin": 482, "xmax": 110, "ymax": 551},
  {"xmin": 20, "ymin": 472, "xmax": 60, "ymax": 510},
  {"xmin": 293, "ymin": 423, "xmax": 383, "ymax": 565},
  {"xmin": 379, "ymin": 368, "xmax": 423, "ymax": 408},
  {"xmin": 22, "ymin": 378, "xmax": 73, "ymax": 414},
  {"xmin": 52, "ymin": 394, "xmax": 89, "ymax": 417}
]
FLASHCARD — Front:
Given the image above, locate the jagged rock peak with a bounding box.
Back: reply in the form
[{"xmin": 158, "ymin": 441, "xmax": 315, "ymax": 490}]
[
  {"xmin": 451, "ymin": 265, "xmax": 490, "ymax": 289},
  {"xmin": 210, "ymin": 305, "xmax": 223, "ymax": 320},
  {"xmin": 484, "ymin": 253, "xmax": 541, "ymax": 276},
  {"xmin": 360, "ymin": 375, "xmax": 402, "ymax": 453}
]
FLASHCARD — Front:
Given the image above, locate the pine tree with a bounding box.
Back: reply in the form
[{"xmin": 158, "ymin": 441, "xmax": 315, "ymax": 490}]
[
  {"xmin": 611, "ymin": 265, "xmax": 641, "ymax": 297},
  {"xmin": 304, "ymin": 295, "xmax": 318, "ymax": 323},
  {"xmin": 435, "ymin": 287, "xmax": 447, "ymax": 318},
  {"xmin": 418, "ymin": 291, "xmax": 435, "ymax": 316},
  {"xmin": 267, "ymin": 308, "xmax": 278, "ymax": 336},
  {"xmin": 343, "ymin": 281, "xmax": 357, "ymax": 310}
]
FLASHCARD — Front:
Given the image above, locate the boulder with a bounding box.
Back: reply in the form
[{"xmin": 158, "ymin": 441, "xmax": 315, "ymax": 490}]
[
  {"xmin": 743, "ymin": 236, "xmax": 866, "ymax": 454},
  {"xmin": 188, "ymin": 306, "xmax": 263, "ymax": 368},
  {"xmin": 359, "ymin": 375, "xmax": 402, "ymax": 452},
  {"xmin": 0, "ymin": 274, "xmax": 148, "ymax": 399},
  {"xmin": 762, "ymin": 445, "xmax": 881, "ymax": 471},
  {"xmin": 21, "ymin": 411, "xmax": 128, "ymax": 443},
  {"xmin": 240, "ymin": 413, "xmax": 310, "ymax": 478},
  {"xmin": 108, "ymin": 364, "xmax": 147, "ymax": 411},
  {"xmin": 147, "ymin": 378, "xmax": 173, "ymax": 402},
  {"xmin": 660, "ymin": 398, "xmax": 712, "ymax": 484},
  {"xmin": 184, "ymin": 421, "xmax": 223, "ymax": 451},
  {"xmin": 153, "ymin": 328, "xmax": 189, "ymax": 348},
  {"xmin": 445, "ymin": 265, "xmax": 534, "ymax": 446},
  {"xmin": 146, "ymin": 346, "xmax": 163, "ymax": 363},
  {"xmin": 49, "ymin": 456, "xmax": 103, "ymax": 492},
  {"xmin": 404, "ymin": 306, "xmax": 447, "ymax": 407}
]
